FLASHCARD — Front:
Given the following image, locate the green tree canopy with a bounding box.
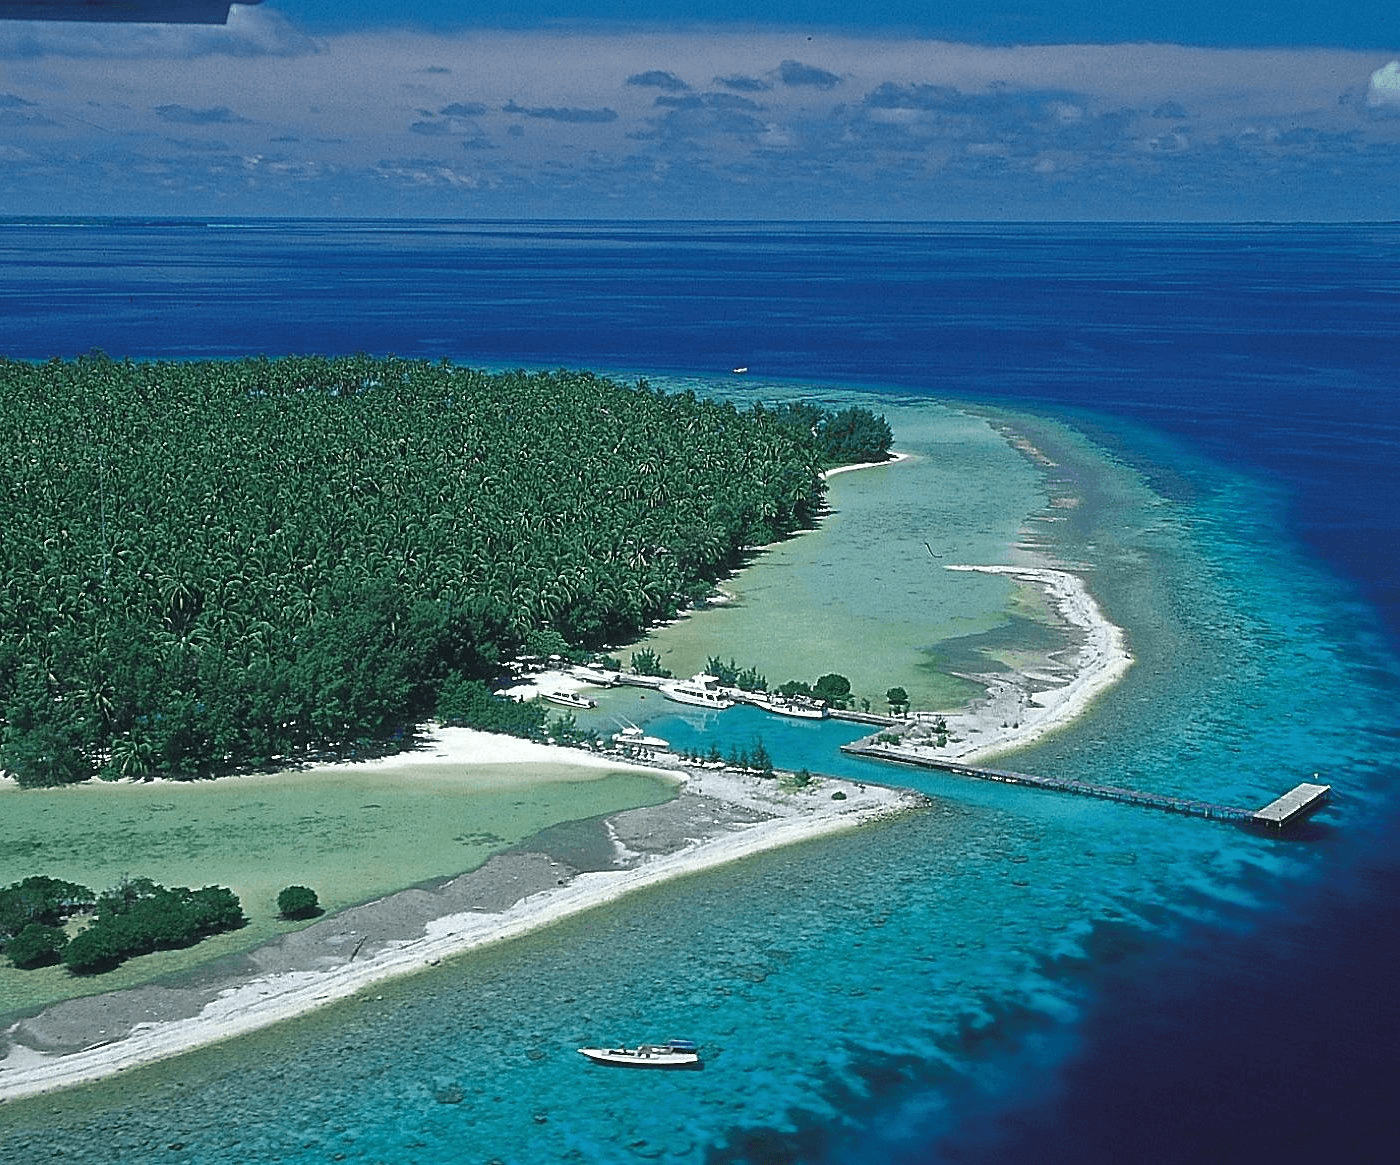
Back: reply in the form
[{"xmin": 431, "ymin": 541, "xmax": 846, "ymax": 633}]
[{"xmin": 0, "ymin": 357, "xmax": 829, "ymax": 785}]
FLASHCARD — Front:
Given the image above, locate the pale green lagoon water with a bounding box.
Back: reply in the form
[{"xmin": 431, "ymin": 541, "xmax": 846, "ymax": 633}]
[
  {"xmin": 0, "ymin": 765, "xmax": 673, "ymax": 1016},
  {"xmin": 618, "ymin": 398, "xmax": 1049, "ymax": 712}
]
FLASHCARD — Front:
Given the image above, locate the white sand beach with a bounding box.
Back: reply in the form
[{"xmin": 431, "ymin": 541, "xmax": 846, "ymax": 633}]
[
  {"xmin": 0, "ymin": 729, "xmax": 920, "ymax": 1103},
  {"xmin": 857, "ymin": 564, "xmax": 1132, "ymax": 764}
]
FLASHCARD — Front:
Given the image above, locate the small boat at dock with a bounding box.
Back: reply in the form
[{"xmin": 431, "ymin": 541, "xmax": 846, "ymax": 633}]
[
  {"xmin": 578, "ymin": 1040, "xmax": 700, "ymax": 1068},
  {"xmin": 659, "ymin": 674, "xmax": 736, "ymax": 710},
  {"xmin": 542, "ymin": 690, "xmax": 597, "ymax": 709},
  {"xmin": 750, "ymin": 693, "xmax": 829, "ymax": 720}
]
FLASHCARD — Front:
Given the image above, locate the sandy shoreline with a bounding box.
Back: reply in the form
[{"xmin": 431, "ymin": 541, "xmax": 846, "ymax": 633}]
[
  {"xmin": 0, "ymin": 729, "xmax": 922, "ymax": 1103},
  {"xmin": 850, "ymin": 564, "xmax": 1132, "ymax": 764}
]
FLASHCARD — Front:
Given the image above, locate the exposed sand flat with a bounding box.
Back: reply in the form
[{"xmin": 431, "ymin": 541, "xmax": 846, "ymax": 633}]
[
  {"xmin": 871, "ymin": 565, "xmax": 1132, "ymax": 763},
  {"xmin": 0, "ymin": 737, "xmax": 922, "ymax": 1103}
]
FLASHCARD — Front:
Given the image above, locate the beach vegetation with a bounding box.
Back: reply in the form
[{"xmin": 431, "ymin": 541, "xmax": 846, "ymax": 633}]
[
  {"xmin": 0, "ymin": 876, "xmax": 96, "ymax": 946},
  {"xmin": 750, "ymin": 737, "xmax": 775, "ymax": 778},
  {"xmin": 813, "ymin": 673, "xmax": 853, "ymax": 708},
  {"xmin": 771, "ymin": 401, "xmax": 894, "ymax": 466},
  {"xmin": 0, "ymin": 357, "xmax": 828, "ymax": 787},
  {"xmin": 704, "ymin": 657, "xmax": 767, "ymax": 692},
  {"xmin": 6, "ymin": 923, "xmax": 70, "ymax": 969},
  {"xmin": 436, "ymin": 675, "xmax": 546, "ymax": 739},
  {"xmin": 629, "ymin": 649, "xmax": 672, "ymax": 678},
  {"xmin": 886, "ymin": 686, "xmax": 909, "ymax": 715},
  {"xmin": 61, "ymin": 878, "xmax": 244, "ymax": 974},
  {"xmin": 277, "ymin": 885, "xmax": 320, "ymax": 920}
]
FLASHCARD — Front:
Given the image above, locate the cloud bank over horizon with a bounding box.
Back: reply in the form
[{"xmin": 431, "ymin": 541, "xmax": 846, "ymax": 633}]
[{"xmin": 0, "ymin": 9, "xmax": 1395, "ymax": 219}]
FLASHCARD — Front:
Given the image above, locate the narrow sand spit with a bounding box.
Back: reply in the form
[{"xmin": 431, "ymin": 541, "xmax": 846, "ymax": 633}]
[
  {"xmin": 0, "ymin": 735, "xmax": 922, "ymax": 1103},
  {"xmin": 821, "ymin": 450, "xmax": 912, "ymax": 479},
  {"xmin": 860, "ymin": 565, "xmax": 1132, "ymax": 764}
]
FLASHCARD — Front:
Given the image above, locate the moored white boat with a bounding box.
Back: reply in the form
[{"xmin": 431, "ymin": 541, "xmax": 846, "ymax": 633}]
[
  {"xmin": 578, "ymin": 1040, "xmax": 700, "ymax": 1068},
  {"xmin": 750, "ymin": 693, "xmax": 829, "ymax": 720},
  {"xmin": 659, "ymin": 674, "xmax": 736, "ymax": 710},
  {"xmin": 611, "ymin": 725, "xmax": 670, "ymax": 751},
  {"xmin": 541, "ymin": 690, "xmax": 597, "ymax": 709}
]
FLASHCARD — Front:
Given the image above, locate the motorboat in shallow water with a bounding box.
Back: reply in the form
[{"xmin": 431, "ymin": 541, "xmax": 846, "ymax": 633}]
[
  {"xmin": 749, "ymin": 693, "xmax": 829, "ymax": 719},
  {"xmin": 659, "ymin": 674, "xmax": 736, "ymax": 710},
  {"xmin": 611, "ymin": 725, "xmax": 670, "ymax": 752},
  {"xmin": 578, "ymin": 1040, "xmax": 700, "ymax": 1068},
  {"xmin": 541, "ymin": 689, "xmax": 597, "ymax": 709}
]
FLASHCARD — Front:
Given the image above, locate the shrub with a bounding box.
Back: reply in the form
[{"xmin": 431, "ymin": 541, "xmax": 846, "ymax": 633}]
[
  {"xmin": 7, "ymin": 923, "xmax": 68, "ymax": 969},
  {"xmin": 278, "ymin": 885, "xmax": 320, "ymax": 920}
]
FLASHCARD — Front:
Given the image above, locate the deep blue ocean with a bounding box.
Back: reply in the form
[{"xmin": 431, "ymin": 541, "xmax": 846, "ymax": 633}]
[{"xmin": 2, "ymin": 221, "xmax": 1398, "ymax": 1163}]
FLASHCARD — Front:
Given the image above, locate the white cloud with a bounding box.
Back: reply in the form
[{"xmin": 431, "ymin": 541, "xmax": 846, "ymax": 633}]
[
  {"xmin": 1367, "ymin": 60, "xmax": 1400, "ymax": 116},
  {"xmin": 1, "ymin": 27, "xmax": 1397, "ymax": 218}
]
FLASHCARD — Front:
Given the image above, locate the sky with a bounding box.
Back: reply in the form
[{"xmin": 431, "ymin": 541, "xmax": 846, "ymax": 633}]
[{"xmin": 0, "ymin": 2, "xmax": 1396, "ymax": 219}]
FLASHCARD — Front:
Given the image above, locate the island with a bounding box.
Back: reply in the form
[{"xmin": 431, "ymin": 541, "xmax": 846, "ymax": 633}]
[{"xmin": 0, "ymin": 356, "xmax": 1131, "ymax": 1102}]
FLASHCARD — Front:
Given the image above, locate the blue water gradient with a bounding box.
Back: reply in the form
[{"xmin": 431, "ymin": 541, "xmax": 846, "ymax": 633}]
[{"xmin": 1, "ymin": 222, "xmax": 1397, "ymax": 1163}]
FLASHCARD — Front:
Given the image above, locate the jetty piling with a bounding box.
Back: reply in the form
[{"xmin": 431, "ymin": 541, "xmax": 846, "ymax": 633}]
[{"xmin": 840, "ymin": 744, "xmax": 1330, "ymax": 831}]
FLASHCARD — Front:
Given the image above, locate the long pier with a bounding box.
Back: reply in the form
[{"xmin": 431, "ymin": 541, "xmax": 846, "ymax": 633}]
[{"xmin": 839, "ymin": 744, "xmax": 1331, "ymax": 830}]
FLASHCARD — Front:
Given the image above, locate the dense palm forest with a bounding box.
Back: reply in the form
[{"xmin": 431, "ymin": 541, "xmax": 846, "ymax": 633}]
[{"xmin": 0, "ymin": 355, "xmax": 889, "ymax": 788}]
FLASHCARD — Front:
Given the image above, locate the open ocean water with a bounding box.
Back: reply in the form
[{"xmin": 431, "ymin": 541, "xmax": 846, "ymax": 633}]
[{"xmin": 1, "ymin": 221, "xmax": 1398, "ymax": 1163}]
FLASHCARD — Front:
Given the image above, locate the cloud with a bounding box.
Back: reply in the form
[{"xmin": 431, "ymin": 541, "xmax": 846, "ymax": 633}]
[
  {"xmin": 154, "ymin": 104, "xmax": 251, "ymax": 125},
  {"xmin": 1152, "ymin": 101, "xmax": 1189, "ymax": 119},
  {"xmin": 0, "ymin": 5, "xmax": 318, "ymax": 60},
  {"xmin": 502, "ymin": 100, "xmax": 618, "ymax": 124},
  {"xmin": 0, "ymin": 92, "xmax": 36, "ymax": 108},
  {"xmin": 778, "ymin": 60, "xmax": 841, "ymax": 89},
  {"xmin": 1367, "ymin": 60, "xmax": 1400, "ymax": 117},
  {"xmin": 714, "ymin": 75, "xmax": 771, "ymax": 93},
  {"xmin": 627, "ymin": 70, "xmax": 689, "ymax": 92},
  {"xmin": 440, "ymin": 102, "xmax": 487, "ymax": 118}
]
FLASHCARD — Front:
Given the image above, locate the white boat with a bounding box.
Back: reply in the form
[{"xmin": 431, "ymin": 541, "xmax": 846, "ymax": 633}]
[
  {"xmin": 659, "ymin": 674, "xmax": 736, "ymax": 710},
  {"xmin": 750, "ymin": 693, "xmax": 829, "ymax": 720},
  {"xmin": 611, "ymin": 726, "xmax": 670, "ymax": 751},
  {"xmin": 572, "ymin": 665, "xmax": 620, "ymax": 687},
  {"xmin": 578, "ymin": 1040, "xmax": 699, "ymax": 1068},
  {"xmin": 542, "ymin": 690, "xmax": 597, "ymax": 709}
]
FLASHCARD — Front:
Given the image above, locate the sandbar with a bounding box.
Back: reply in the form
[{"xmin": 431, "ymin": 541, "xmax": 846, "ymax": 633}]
[{"xmin": 0, "ymin": 729, "xmax": 922, "ymax": 1103}]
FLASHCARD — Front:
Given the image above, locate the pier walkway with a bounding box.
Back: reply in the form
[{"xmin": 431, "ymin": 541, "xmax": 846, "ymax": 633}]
[{"xmin": 839, "ymin": 744, "xmax": 1330, "ymax": 830}]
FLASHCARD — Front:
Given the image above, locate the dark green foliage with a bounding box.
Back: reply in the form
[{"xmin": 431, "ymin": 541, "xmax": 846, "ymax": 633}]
[
  {"xmin": 0, "ymin": 876, "xmax": 95, "ymax": 946},
  {"xmin": 7, "ymin": 923, "xmax": 68, "ymax": 968},
  {"xmin": 704, "ymin": 657, "xmax": 766, "ymax": 692},
  {"xmin": 777, "ymin": 679, "xmax": 815, "ymax": 698},
  {"xmin": 546, "ymin": 712, "xmax": 600, "ymax": 750},
  {"xmin": 436, "ymin": 674, "xmax": 546, "ymax": 738},
  {"xmin": 818, "ymin": 407, "xmax": 894, "ymax": 465},
  {"xmin": 62, "ymin": 878, "xmax": 244, "ymax": 974},
  {"xmin": 62, "ymin": 922, "xmax": 126, "ymax": 974},
  {"xmin": 277, "ymin": 885, "xmax": 320, "ymax": 920},
  {"xmin": 629, "ymin": 649, "xmax": 671, "ymax": 678},
  {"xmin": 0, "ymin": 358, "xmax": 828, "ymax": 785},
  {"xmin": 886, "ymin": 686, "xmax": 909, "ymax": 713},
  {"xmin": 749, "ymin": 738, "xmax": 775, "ymax": 778},
  {"xmin": 772, "ymin": 401, "xmax": 894, "ymax": 466},
  {"xmin": 813, "ymin": 673, "xmax": 852, "ymax": 708}
]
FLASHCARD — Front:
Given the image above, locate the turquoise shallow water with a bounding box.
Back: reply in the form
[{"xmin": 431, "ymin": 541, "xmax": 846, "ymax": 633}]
[{"xmin": 3, "ymin": 395, "xmax": 1393, "ymax": 1164}]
